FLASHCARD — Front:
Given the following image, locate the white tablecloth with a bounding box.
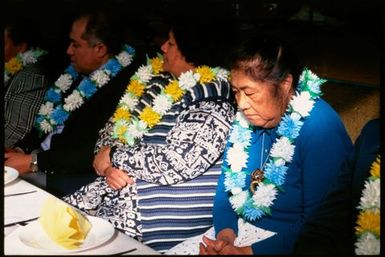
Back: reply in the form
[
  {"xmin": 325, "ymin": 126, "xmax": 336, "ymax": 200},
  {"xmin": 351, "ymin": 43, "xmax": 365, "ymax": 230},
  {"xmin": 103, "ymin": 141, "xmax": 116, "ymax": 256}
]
[{"xmin": 4, "ymin": 177, "xmax": 160, "ymax": 255}]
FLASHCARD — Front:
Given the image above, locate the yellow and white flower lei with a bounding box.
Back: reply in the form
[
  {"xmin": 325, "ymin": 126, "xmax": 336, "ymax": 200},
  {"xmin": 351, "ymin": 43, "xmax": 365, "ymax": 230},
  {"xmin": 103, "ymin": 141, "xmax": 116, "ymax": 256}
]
[
  {"xmin": 111, "ymin": 54, "xmax": 229, "ymax": 146},
  {"xmin": 355, "ymin": 154, "xmax": 381, "ymax": 255},
  {"xmin": 4, "ymin": 48, "xmax": 47, "ymax": 83}
]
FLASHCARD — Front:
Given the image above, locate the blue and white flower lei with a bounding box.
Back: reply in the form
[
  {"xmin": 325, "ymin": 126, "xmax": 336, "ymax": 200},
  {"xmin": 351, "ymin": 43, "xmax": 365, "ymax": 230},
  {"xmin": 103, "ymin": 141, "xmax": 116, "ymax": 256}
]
[
  {"xmin": 223, "ymin": 68, "xmax": 326, "ymax": 221},
  {"xmin": 34, "ymin": 44, "xmax": 135, "ymax": 135}
]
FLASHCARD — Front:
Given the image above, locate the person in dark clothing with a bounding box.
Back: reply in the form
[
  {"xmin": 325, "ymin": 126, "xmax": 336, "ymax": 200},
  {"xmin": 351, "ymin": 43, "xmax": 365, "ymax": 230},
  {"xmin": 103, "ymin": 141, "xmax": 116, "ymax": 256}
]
[
  {"xmin": 294, "ymin": 118, "xmax": 380, "ymax": 255},
  {"xmin": 4, "ymin": 18, "xmax": 51, "ymax": 148},
  {"xmin": 4, "ymin": 9, "xmax": 141, "ymax": 197}
]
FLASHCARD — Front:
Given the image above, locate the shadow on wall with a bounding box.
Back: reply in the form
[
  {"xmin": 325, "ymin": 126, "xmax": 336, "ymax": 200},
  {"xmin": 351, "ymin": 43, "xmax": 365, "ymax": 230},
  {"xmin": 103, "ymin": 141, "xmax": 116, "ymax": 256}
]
[{"xmin": 322, "ymin": 82, "xmax": 380, "ymax": 142}]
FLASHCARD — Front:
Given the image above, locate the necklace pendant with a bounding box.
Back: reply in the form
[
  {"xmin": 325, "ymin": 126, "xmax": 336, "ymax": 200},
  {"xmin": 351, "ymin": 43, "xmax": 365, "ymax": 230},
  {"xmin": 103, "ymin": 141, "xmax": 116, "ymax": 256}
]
[{"xmin": 250, "ymin": 169, "xmax": 264, "ymax": 194}]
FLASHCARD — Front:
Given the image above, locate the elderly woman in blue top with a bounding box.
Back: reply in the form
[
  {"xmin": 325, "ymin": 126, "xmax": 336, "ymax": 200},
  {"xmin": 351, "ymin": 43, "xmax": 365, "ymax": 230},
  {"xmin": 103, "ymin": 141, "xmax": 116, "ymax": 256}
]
[{"xmin": 199, "ymin": 35, "xmax": 353, "ymax": 255}]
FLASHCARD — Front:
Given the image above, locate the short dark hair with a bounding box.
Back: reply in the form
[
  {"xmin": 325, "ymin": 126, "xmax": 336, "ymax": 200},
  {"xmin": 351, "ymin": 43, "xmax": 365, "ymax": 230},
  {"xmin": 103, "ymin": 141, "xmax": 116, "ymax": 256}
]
[
  {"xmin": 169, "ymin": 18, "xmax": 230, "ymax": 67},
  {"xmin": 231, "ymin": 34, "xmax": 303, "ymax": 90},
  {"xmin": 74, "ymin": 9, "xmax": 123, "ymax": 55}
]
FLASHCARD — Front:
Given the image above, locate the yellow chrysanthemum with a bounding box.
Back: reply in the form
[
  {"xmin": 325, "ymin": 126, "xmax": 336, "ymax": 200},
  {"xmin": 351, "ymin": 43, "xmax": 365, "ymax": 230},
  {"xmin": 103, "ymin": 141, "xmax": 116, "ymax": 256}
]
[
  {"xmin": 139, "ymin": 106, "xmax": 161, "ymax": 128},
  {"xmin": 195, "ymin": 66, "xmax": 215, "ymax": 84},
  {"xmin": 151, "ymin": 57, "xmax": 163, "ymax": 74},
  {"xmin": 5, "ymin": 58, "xmax": 22, "ymax": 75},
  {"xmin": 356, "ymin": 210, "xmax": 380, "ymax": 236},
  {"xmin": 126, "ymin": 80, "xmax": 145, "ymax": 97},
  {"xmin": 113, "ymin": 107, "xmax": 131, "ymax": 122},
  {"xmin": 116, "ymin": 127, "xmax": 128, "ymax": 142},
  {"xmin": 370, "ymin": 155, "xmax": 380, "ymax": 178},
  {"xmin": 164, "ymin": 80, "xmax": 184, "ymax": 102}
]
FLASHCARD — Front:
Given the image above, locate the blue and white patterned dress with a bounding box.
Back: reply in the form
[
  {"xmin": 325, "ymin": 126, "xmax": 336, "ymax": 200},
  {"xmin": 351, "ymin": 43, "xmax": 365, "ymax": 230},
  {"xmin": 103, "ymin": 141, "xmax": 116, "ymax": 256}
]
[{"xmin": 63, "ymin": 72, "xmax": 236, "ymax": 252}]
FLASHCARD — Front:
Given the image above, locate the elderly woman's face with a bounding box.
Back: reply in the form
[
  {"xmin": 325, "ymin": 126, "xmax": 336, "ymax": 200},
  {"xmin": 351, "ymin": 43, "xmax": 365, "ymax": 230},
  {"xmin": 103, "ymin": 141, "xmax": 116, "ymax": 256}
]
[
  {"xmin": 231, "ymin": 70, "xmax": 290, "ymax": 128},
  {"xmin": 160, "ymin": 31, "xmax": 189, "ymax": 77}
]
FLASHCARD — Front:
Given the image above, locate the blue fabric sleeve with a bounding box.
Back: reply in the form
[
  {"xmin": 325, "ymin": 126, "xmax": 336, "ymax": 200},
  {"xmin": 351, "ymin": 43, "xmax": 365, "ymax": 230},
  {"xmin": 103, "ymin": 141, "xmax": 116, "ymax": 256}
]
[
  {"xmin": 250, "ymin": 100, "xmax": 352, "ymax": 254},
  {"xmin": 213, "ymin": 171, "xmax": 239, "ymax": 236}
]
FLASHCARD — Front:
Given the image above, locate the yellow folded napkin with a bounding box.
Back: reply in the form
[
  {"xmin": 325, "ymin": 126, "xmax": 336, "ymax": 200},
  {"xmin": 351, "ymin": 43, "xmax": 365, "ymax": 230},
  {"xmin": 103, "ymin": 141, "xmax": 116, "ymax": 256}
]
[{"xmin": 39, "ymin": 197, "xmax": 92, "ymax": 249}]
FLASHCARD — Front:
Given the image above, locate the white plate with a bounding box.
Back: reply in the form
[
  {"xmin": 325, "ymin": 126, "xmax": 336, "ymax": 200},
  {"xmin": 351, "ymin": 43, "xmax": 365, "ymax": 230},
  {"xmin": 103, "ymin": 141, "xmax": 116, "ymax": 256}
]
[
  {"xmin": 18, "ymin": 216, "xmax": 115, "ymax": 253},
  {"xmin": 4, "ymin": 166, "xmax": 19, "ymax": 185}
]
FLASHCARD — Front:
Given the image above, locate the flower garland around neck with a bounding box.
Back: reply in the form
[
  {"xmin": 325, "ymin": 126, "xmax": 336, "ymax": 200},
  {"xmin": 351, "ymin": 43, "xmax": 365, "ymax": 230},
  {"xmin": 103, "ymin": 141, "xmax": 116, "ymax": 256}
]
[
  {"xmin": 4, "ymin": 47, "xmax": 47, "ymax": 83},
  {"xmin": 111, "ymin": 53, "xmax": 230, "ymax": 146},
  {"xmin": 34, "ymin": 44, "xmax": 135, "ymax": 135},
  {"xmin": 355, "ymin": 154, "xmax": 380, "ymax": 255},
  {"xmin": 223, "ymin": 68, "xmax": 326, "ymax": 221}
]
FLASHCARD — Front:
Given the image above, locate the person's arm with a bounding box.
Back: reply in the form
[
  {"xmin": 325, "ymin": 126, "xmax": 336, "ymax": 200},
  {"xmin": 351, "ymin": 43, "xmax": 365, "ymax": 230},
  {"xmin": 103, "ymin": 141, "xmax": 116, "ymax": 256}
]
[
  {"xmin": 110, "ymin": 100, "xmax": 234, "ymax": 185},
  {"xmin": 213, "ymin": 171, "xmax": 239, "ymax": 236},
  {"xmin": 4, "ymin": 67, "xmax": 48, "ymax": 148},
  {"xmin": 94, "ymin": 118, "xmax": 125, "ymax": 153}
]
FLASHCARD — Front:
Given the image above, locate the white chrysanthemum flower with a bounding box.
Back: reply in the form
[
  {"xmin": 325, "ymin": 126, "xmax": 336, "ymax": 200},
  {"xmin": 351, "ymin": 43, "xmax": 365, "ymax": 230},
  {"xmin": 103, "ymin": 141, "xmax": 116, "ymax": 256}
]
[
  {"xmin": 91, "ymin": 70, "xmax": 111, "ymax": 86},
  {"xmin": 63, "ymin": 90, "xmax": 84, "ymax": 111},
  {"xmin": 230, "ymin": 190, "xmax": 249, "ymax": 210},
  {"xmin": 231, "ymin": 187, "xmax": 243, "ymax": 195},
  {"xmin": 216, "ymin": 68, "xmax": 230, "ymax": 81},
  {"xmin": 21, "ymin": 51, "xmax": 37, "ymax": 65},
  {"xmin": 307, "ymin": 70, "xmax": 319, "ymax": 81},
  {"xmin": 38, "ymin": 102, "xmax": 54, "ymax": 115},
  {"xmin": 116, "ymin": 51, "xmax": 133, "ymax": 67},
  {"xmin": 355, "ymin": 232, "xmax": 380, "ymax": 255},
  {"xmin": 359, "ymin": 179, "xmax": 381, "ymax": 209},
  {"xmin": 55, "ymin": 74, "xmax": 73, "ymax": 92},
  {"xmin": 290, "ymin": 91, "xmax": 314, "ymax": 117},
  {"xmin": 252, "ymin": 184, "xmax": 278, "ymax": 207},
  {"xmin": 153, "ymin": 94, "xmax": 173, "ymax": 115},
  {"xmin": 120, "ymin": 93, "xmax": 139, "ymax": 110},
  {"xmin": 226, "ymin": 143, "xmax": 248, "ymax": 172},
  {"xmin": 236, "ymin": 112, "xmax": 250, "ymax": 128},
  {"xmin": 179, "ymin": 70, "xmax": 199, "ymax": 90},
  {"xmin": 127, "ymin": 121, "xmax": 147, "ymax": 138},
  {"xmin": 40, "ymin": 119, "xmax": 53, "ymax": 133},
  {"xmin": 299, "ymin": 69, "xmax": 319, "ymax": 83},
  {"xmin": 274, "ymin": 158, "xmax": 286, "ymax": 167},
  {"xmin": 290, "ymin": 112, "xmax": 302, "ymax": 121},
  {"xmin": 136, "ymin": 65, "xmax": 153, "ymax": 83},
  {"xmin": 270, "ymin": 137, "xmax": 295, "ymax": 162}
]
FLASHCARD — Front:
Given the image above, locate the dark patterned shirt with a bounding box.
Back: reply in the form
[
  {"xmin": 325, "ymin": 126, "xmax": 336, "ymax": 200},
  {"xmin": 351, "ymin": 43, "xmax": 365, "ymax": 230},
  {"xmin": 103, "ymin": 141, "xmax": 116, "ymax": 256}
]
[{"xmin": 4, "ymin": 64, "xmax": 48, "ymax": 147}]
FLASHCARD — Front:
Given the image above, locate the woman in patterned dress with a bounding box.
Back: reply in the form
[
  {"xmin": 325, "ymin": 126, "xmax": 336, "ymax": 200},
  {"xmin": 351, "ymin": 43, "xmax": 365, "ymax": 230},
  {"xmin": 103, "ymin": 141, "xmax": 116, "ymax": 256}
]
[{"xmin": 63, "ymin": 19, "xmax": 236, "ymax": 253}]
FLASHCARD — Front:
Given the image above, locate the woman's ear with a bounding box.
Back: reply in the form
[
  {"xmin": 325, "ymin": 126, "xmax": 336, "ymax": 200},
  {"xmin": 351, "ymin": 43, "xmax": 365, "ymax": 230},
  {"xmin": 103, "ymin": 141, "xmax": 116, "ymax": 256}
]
[{"xmin": 282, "ymin": 74, "xmax": 293, "ymax": 94}]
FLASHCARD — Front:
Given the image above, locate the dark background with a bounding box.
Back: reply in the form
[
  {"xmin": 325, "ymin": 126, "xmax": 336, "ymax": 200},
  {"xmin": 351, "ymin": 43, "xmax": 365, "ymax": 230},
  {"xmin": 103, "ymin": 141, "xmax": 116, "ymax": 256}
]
[
  {"xmin": 3, "ymin": 0, "xmax": 383, "ymax": 72},
  {"xmin": 3, "ymin": 0, "xmax": 384, "ymax": 141}
]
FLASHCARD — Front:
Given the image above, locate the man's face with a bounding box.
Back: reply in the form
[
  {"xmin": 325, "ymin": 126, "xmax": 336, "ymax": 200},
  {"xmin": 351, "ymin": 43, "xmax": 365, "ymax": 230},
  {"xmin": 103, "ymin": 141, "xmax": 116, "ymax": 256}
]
[{"xmin": 66, "ymin": 18, "xmax": 101, "ymax": 75}]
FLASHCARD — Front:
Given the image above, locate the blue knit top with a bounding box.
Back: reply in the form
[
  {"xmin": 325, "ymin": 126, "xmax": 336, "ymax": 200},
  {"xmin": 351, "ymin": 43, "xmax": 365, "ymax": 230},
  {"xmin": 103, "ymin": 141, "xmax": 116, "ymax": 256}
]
[{"xmin": 214, "ymin": 98, "xmax": 352, "ymax": 254}]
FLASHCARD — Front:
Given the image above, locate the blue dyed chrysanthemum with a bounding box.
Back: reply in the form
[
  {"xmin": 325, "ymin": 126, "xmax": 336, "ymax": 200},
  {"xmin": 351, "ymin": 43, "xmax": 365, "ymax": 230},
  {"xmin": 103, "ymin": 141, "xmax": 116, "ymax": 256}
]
[
  {"xmin": 264, "ymin": 161, "xmax": 288, "ymax": 186},
  {"xmin": 224, "ymin": 172, "xmax": 247, "ymax": 191},
  {"xmin": 79, "ymin": 80, "xmax": 97, "ymax": 98},
  {"xmin": 104, "ymin": 59, "xmax": 122, "ymax": 76},
  {"xmin": 306, "ymin": 80, "xmax": 322, "ymax": 96},
  {"xmin": 65, "ymin": 65, "xmax": 78, "ymax": 78},
  {"xmin": 35, "ymin": 115, "xmax": 45, "ymax": 124},
  {"xmin": 125, "ymin": 45, "xmax": 136, "ymax": 56},
  {"xmin": 229, "ymin": 125, "xmax": 252, "ymax": 146},
  {"xmin": 50, "ymin": 107, "xmax": 69, "ymax": 125},
  {"xmin": 243, "ymin": 201, "xmax": 265, "ymax": 221},
  {"xmin": 45, "ymin": 88, "xmax": 62, "ymax": 103},
  {"xmin": 277, "ymin": 114, "xmax": 303, "ymax": 140}
]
